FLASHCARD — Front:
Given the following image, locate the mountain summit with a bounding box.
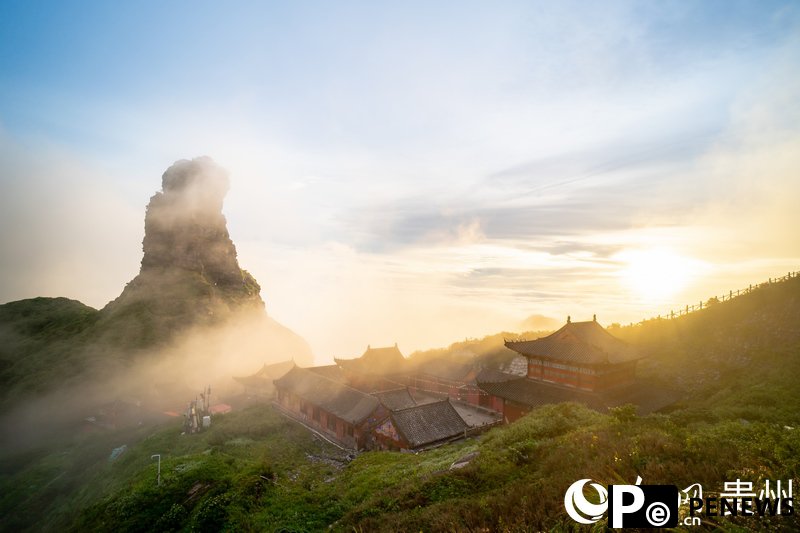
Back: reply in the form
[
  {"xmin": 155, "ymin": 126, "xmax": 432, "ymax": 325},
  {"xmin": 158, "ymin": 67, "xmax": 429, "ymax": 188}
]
[
  {"xmin": 98, "ymin": 157, "xmax": 268, "ymax": 345},
  {"xmin": 0, "ymin": 157, "xmax": 310, "ymax": 419},
  {"xmin": 141, "ymin": 157, "xmax": 245, "ymax": 283}
]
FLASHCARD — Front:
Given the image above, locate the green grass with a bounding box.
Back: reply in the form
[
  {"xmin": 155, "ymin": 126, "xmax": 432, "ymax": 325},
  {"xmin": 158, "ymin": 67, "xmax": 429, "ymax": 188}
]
[
  {"xmin": 0, "ymin": 265, "xmax": 269, "ymax": 414},
  {"xmin": 3, "ymin": 276, "xmax": 800, "ymax": 531},
  {"xmin": 1, "ymin": 406, "xmax": 342, "ymax": 532},
  {"xmin": 5, "ymin": 388, "xmax": 800, "ymax": 531},
  {"xmin": 72, "ymin": 411, "xmax": 481, "ymax": 533},
  {"xmin": 15, "ymin": 393, "xmax": 791, "ymax": 532},
  {"xmin": 0, "ymin": 298, "xmax": 100, "ymax": 408}
]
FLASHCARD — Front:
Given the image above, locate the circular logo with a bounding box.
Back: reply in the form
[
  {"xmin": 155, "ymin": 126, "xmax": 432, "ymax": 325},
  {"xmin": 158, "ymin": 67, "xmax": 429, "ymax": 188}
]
[
  {"xmin": 646, "ymin": 501, "xmax": 670, "ymax": 527},
  {"xmin": 564, "ymin": 479, "xmax": 609, "ymax": 524}
]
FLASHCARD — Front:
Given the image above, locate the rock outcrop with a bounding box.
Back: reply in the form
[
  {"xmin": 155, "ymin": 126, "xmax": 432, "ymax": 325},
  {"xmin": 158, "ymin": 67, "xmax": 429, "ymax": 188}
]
[
  {"xmin": 140, "ymin": 157, "xmax": 250, "ymax": 291},
  {"xmin": 95, "ymin": 157, "xmax": 310, "ymax": 358},
  {"xmin": 0, "ymin": 158, "xmax": 311, "ymax": 447}
]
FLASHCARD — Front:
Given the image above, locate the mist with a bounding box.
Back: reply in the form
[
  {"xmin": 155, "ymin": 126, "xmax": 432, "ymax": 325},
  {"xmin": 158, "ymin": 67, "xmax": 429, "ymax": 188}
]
[
  {"xmin": 0, "ymin": 308, "xmax": 310, "ymax": 456},
  {"xmin": 0, "ymin": 157, "xmax": 312, "ymax": 456}
]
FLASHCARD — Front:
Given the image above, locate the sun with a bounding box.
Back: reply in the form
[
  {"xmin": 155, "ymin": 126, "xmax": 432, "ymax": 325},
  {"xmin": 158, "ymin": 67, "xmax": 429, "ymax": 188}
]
[{"xmin": 618, "ymin": 248, "xmax": 700, "ymax": 302}]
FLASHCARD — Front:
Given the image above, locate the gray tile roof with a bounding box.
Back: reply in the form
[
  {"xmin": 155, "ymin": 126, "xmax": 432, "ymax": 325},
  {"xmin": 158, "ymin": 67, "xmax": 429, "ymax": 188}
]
[
  {"xmin": 478, "ymin": 378, "xmax": 608, "ymax": 410},
  {"xmin": 505, "ymin": 320, "xmax": 639, "ymax": 365},
  {"xmin": 450, "ymin": 400, "xmax": 503, "ymax": 428},
  {"xmin": 390, "ymin": 400, "xmax": 468, "ymax": 448},
  {"xmin": 477, "ymin": 377, "xmax": 677, "ymax": 415},
  {"xmin": 335, "ymin": 345, "xmax": 407, "ymax": 376},
  {"xmin": 373, "ymin": 388, "xmax": 418, "ymax": 411},
  {"xmin": 274, "ymin": 366, "xmax": 380, "ymax": 424},
  {"xmin": 306, "ymin": 364, "xmax": 347, "ymax": 383}
]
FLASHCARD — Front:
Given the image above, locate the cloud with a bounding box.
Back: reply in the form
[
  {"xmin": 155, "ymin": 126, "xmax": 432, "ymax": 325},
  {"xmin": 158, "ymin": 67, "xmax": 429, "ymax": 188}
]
[
  {"xmin": 1, "ymin": 3, "xmax": 798, "ymax": 361},
  {"xmin": 0, "ymin": 133, "xmax": 143, "ymax": 308},
  {"xmin": 675, "ymin": 36, "xmax": 800, "ymax": 263}
]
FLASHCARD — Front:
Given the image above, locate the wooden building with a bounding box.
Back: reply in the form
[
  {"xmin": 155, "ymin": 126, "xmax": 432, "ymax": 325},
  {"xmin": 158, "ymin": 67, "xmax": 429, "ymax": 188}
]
[
  {"xmin": 273, "ymin": 366, "xmax": 386, "ymax": 450},
  {"xmin": 334, "ymin": 344, "xmax": 408, "ymax": 392},
  {"xmin": 504, "ymin": 316, "xmax": 639, "ymax": 391},
  {"xmin": 476, "ymin": 317, "xmax": 676, "ymax": 423},
  {"xmin": 372, "ymin": 388, "xmax": 419, "ymax": 411},
  {"xmin": 477, "ymin": 375, "xmax": 609, "ymax": 423},
  {"xmin": 373, "ymin": 399, "xmax": 469, "ymax": 451},
  {"xmin": 406, "ymin": 358, "xmax": 482, "ymax": 404},
  {"xmin": 477, "ymin": 374, "xmax": 677, "ymax": 423},
  {"xmin": 273, "ymin": 367, "xmax": 501, "ymax": 452}
]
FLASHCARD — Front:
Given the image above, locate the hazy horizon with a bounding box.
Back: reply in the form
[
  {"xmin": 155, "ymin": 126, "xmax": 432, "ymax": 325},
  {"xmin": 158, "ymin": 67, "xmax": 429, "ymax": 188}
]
[{"xmin": 2, "ymin": 2, "xmax": 799, "ymax": 363}]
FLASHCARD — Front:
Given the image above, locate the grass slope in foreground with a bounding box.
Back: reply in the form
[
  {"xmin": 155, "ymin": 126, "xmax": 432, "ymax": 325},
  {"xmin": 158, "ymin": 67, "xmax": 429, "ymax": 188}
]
[{"xmin": 4, "ymin": 275, "xmax": 800, "ymax": 532}]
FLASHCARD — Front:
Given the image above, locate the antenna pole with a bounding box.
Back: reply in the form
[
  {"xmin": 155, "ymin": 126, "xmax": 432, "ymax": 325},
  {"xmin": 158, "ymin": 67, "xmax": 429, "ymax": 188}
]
[{"xmin": 151, "ymin": 454, "xmax": 161, "ymax": 486}]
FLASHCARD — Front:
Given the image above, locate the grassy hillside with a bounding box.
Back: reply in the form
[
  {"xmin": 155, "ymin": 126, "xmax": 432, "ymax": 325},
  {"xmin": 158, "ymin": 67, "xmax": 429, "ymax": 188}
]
[
  {"xmin": 618, "ymin": 274, "xmax": 800, "ymax": 423},
  {"xmin": 3, "ymin": 275, "xmax": 800, "ymax": 531},
  {"xmin": 0, "ymin": 298, "xmax": 99, "ymax": 408},
  {"xmin": 34, "ymin": 400, "xmax": 799, "ymax": 532}
]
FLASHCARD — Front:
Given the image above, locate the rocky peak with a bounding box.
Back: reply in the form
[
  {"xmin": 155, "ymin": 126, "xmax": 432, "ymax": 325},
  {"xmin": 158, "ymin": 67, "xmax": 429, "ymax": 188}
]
[
  {"xmin": 141, "ymin": 157, "xmax": 243, "ymax": 288},
  {"xmin": 100, "ymin": 157, "xmax": 270, "ymax": 346}
]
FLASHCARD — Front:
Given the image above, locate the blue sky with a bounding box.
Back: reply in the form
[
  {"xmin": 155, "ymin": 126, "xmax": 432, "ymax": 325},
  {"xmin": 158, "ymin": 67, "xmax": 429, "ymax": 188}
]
[{"xmin": 1, "ymin": 1, "xmax": 799, "ymax": 359}]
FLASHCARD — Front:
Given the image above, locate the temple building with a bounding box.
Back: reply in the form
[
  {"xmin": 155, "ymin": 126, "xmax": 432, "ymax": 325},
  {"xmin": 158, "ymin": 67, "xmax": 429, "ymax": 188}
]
[
  {"xmin": 406, "ymin": 357, "xmax": 481, "ymax": 404},
  {"xmin": 273, "ymin": 366, "xmax": 386, "ymax": 450},
  {"xmin": 478, "ymin": 317, "xmax": 676, "ymax": 423},
  {"xmin": 504, "ymin": 316, "xmax": 639, "ymax": 391},
  {"xmin": 270, "ymin": 323, "xmax": 670, "ymax": 448},
  {"xmin": 273, "ymin": 363, "xmax": 501, "ymax": 451},
  {"xmin": 334, "ymin": 344, "xmax": 408, "ymax": 392},
  {"xmin": 373, "ymin": 399, "xmax": 469, "ymax": 451}
]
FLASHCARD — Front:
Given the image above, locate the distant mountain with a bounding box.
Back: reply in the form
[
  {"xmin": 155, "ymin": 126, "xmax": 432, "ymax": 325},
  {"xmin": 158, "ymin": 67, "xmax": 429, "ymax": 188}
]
[
  {"xmin": 0, "ymin": 157, "xmax": 311, "ymax": 417},
  {"xmin": 518, "ymin": 313, "xmax": 560, "ymax": 332}
]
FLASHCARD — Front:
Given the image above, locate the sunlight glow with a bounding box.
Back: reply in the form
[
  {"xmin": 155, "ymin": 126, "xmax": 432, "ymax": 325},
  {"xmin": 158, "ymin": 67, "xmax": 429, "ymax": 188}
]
[{"xmin": 618, "ymin": 248, "xmax": 702, "ymax": 302}]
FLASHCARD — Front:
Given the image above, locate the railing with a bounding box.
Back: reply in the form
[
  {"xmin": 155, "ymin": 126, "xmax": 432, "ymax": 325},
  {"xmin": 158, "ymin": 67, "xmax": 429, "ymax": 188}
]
[{"xmin": 628, "ymin": 270, "xmax": 799, "ymax": 327}]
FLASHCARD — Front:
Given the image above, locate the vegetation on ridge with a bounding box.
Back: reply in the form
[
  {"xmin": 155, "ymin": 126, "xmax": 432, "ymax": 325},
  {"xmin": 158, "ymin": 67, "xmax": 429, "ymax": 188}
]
[
  {"xmin": 0, "ymin": 297, "xmax": 99, "ymax": 404},
  {"xmin": 0, "ymin": 275, "xmax": 798, "ymax": 531},
  {"xmin": 0, "ymin": 159, "xmax": 312, "ymax": 417}
]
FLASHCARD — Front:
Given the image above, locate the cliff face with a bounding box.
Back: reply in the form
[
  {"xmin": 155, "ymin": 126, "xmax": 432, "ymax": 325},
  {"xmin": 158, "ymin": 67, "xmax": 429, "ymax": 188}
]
[
  {"xmin": 0, "ymin": 158, "xmax": 310, "ymax": 444},
  {"xmin": 140, "ymin": 157, "xmax": 248, "ymax": 290},
  {"xmin": 95, "ymin": 157, "xmax": 309, "ymax": 356}
]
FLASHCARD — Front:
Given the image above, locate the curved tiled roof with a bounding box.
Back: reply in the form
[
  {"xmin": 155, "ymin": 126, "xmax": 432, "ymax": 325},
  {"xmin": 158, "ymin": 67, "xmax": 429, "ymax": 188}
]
[
  {"xmin": 274, "ymin": 366, "xmax": 380, "ymax": 424},
  {"xmin": 306, "ymin": 364, "xmax": 347, "ymax": 383},
  {"xmin": 374, "ymin": 388, "xmax": 418, "ymax": 411},
  {"xmin": 478, "ymin": 378, "xmax": 608, "ymax": 411},
  {"xmin": 505, "ymin": 320, "xmax": 638, "ymax": 364},
  {"xmin": 477, "ymin": 377, "xmax": 677, "ymax": 415},
  {"xmin": 334, "ymin": 345, "xmax": 407, "ymax": 376},
  {"xmin": 390, "ymin": 400, "xmax": 468, "ymax": 448}
]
